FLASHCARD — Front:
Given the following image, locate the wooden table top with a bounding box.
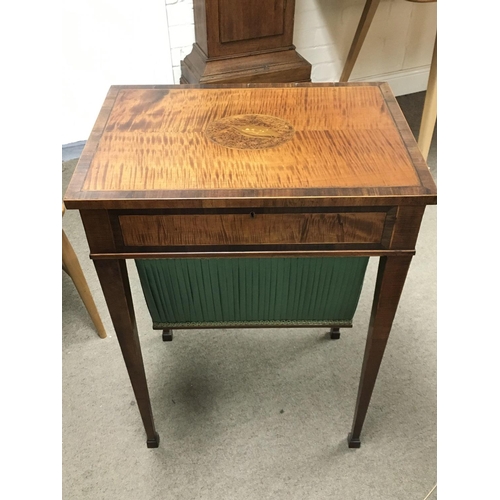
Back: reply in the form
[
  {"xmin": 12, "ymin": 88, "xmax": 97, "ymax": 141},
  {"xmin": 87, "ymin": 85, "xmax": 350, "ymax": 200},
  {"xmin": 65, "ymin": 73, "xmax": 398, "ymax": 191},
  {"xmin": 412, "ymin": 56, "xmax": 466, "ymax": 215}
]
[{"xmin": 64, "ymin": 83, "xmax": 436, "ymax": 209}]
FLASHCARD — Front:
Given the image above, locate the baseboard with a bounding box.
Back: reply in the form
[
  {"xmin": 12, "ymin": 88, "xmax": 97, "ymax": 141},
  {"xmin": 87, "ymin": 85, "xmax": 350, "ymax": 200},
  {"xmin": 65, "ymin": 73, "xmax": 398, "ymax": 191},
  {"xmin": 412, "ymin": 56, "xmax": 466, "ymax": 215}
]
[
  {"xmin": 352, "ymin": 65, "xmax": 431, "ymax": 97},
  {"xmin": 62, "ymin": 140, "xmax": 86, "ymax": 161}
]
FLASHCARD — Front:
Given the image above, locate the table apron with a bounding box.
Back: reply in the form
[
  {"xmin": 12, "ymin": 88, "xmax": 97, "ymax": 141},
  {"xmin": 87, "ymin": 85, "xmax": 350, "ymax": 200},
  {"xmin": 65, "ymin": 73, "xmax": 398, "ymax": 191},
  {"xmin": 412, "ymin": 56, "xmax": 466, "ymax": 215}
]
[{"xmin": 80, "ymin": 205, "xmax": 425, "ymax": 258}]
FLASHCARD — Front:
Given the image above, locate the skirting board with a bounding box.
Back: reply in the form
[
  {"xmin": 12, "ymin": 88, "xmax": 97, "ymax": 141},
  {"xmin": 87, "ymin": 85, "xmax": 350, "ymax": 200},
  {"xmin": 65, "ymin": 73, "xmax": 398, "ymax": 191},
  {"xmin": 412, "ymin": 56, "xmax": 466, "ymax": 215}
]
[
  {"xmin": 62, "ymin": 140, "xmax": 86, "ymax": 162},
  {"xmin": 351, "ymin": 65, "xmax": 431, "ymax": 97}
]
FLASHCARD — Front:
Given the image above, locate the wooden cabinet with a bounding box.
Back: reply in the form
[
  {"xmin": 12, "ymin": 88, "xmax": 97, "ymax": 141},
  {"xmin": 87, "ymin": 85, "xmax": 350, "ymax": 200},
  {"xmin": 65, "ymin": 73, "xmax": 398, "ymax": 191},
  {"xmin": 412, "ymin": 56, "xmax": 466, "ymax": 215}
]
[{"xmin": 180, "ymin": 0, "xmax": 311, "ymax": 83}]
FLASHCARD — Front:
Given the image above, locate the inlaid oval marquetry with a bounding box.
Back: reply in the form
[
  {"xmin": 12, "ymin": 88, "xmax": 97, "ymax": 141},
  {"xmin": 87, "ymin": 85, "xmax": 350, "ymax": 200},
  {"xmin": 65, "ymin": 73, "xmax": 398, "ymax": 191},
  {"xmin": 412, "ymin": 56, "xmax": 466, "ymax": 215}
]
[{"xmin": 205, "ymin": 114, "xmax": 294, "ymax": 150}]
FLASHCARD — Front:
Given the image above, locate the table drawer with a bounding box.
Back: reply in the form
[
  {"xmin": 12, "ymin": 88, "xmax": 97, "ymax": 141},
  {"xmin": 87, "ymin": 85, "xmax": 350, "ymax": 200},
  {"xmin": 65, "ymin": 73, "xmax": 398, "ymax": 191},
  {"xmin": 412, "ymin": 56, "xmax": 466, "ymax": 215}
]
[{"xmin": 118, "ymin": 211, "xmax": 388, "ymax": 247}]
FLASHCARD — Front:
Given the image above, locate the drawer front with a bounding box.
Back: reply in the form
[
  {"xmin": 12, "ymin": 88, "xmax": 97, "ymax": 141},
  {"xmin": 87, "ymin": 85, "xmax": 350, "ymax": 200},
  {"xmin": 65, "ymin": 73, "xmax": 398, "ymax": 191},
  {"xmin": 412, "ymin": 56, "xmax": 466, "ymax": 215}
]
[{"xmin": 118, "ymin": 211, "xmax": 388, "ymax": 247}]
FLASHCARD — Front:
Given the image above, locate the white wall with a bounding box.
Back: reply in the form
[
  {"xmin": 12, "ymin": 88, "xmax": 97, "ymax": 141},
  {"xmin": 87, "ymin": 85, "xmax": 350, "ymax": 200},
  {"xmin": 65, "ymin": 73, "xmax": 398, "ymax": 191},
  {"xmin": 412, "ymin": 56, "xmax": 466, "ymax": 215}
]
[
  {"xmin": 62, "ymin": 0, "xmax": 174, "ymax": 145},
  {"xmin": 63, "ymin": 0, "xmax": 436, "ymax": 144},
  {"xmin": 294, "ymin": 0, "xmax": 437, "ymax": 94},
  {"xmin": 166, "ymin": 0, "xmax": 196, "ymax": 83}
]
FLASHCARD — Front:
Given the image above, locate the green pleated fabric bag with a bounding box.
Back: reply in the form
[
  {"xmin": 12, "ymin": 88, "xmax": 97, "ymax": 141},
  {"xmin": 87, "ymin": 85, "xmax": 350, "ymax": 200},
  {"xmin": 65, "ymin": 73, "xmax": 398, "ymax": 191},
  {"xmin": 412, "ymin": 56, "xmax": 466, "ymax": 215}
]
[{"xmin": 135, "ymin": 257, "xmax": 369, "ymax": 329}]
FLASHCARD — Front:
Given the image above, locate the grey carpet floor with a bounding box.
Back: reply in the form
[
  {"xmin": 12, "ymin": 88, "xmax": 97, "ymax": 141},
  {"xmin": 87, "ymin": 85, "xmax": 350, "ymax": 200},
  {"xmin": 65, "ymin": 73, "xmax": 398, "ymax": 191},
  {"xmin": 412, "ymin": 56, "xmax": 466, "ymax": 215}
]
[{"xmin": 62, "ymin": 91, "xmax": 437, "ymax": 500}]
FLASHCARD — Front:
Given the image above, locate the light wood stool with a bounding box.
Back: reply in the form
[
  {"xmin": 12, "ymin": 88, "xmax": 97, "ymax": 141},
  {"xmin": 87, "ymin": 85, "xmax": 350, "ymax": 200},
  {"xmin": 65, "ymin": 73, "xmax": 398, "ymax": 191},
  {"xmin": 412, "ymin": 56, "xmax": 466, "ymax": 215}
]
[
  {"xmin": 62, "ymin": 203, "xmax": 106, "ymax": 338},
  {"xmin": 339, "ymin": 0, "xmax": 437, "ymax": 160}
]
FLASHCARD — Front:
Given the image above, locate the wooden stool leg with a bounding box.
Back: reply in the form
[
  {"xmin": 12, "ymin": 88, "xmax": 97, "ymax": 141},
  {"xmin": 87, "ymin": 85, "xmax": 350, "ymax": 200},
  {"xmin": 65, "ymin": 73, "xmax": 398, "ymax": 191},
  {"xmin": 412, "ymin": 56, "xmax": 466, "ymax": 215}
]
[
  {"xmin": 62, "ymin": 229, "xmax": 107, "ymax": 339},
  {"xmin": 339, "ymin": 0, "xmax": 381, "ymax": 82},
  {"xmin": 417, "ymin": 36, "xmax": 437, "ymax": 161}
]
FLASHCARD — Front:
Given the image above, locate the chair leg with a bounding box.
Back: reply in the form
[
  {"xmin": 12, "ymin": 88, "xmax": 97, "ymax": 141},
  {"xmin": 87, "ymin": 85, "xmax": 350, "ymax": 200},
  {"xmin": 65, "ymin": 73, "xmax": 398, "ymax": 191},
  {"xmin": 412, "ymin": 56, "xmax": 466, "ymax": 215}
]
[
  {"xmin": 339, "ymin": 0, "xmax": 381, "ymax": 82},
  {"xmin": 62, "ymin": 229, "xmax": 107, "ymax": 339},
  {"xmin": 417, "ymin": 35, "xmax": 437, "ymax": 161}
]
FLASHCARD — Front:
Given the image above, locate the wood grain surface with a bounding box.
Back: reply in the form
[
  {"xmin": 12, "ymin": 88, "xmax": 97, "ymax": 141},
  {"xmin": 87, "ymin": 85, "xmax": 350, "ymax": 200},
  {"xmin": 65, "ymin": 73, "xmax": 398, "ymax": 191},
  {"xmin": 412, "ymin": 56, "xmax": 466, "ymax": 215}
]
[
  {"xmin": 180, "ymin": 45, "xmax": 312, "ymax": 84},
  {"xmin": 201, "ymin": 0, "xmax": 295, "ymax": 57},
  {"xmin": 64, "ymin": 83, "xmax": 437, "ymax": 209},
  {"xmin": 119, "ymin": 212, "xmax": 387, "ymax": 247},
  {"xmin": 84, "ymin": 86, "xmax": 418, "ymax": 192},
  {"xmin": 218, "ymin": 0, "xmax": 285, "ymax": 43},
  {"xmin": 182, "ymin": 0, "xmax": 310, "ymax": 84}
]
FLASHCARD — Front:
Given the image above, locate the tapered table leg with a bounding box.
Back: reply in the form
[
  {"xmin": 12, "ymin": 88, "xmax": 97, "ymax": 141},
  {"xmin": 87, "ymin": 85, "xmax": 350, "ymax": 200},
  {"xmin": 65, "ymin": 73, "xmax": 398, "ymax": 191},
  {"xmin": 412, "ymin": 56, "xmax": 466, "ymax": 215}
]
[
  {"xmin": 93, "ymin": 259, "xmax": 160, "ymax": 448},
  {"xmin": 339, "ymin": 0, "xmax": 381, "ymax": 82},
  {"xmin": 348, "ymin": 255, "xmax": 413, "ymax": 448}
]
